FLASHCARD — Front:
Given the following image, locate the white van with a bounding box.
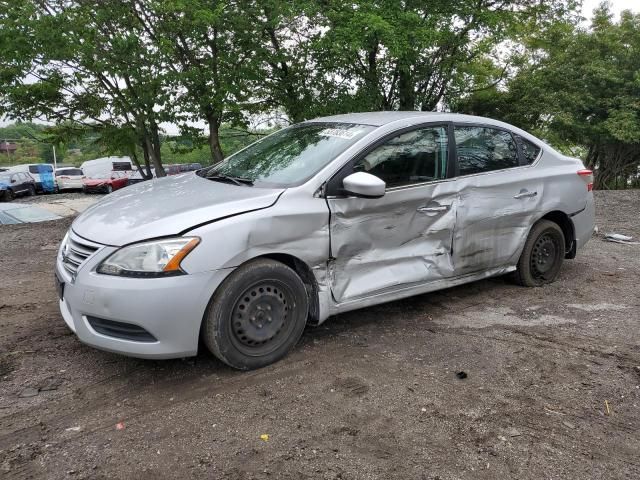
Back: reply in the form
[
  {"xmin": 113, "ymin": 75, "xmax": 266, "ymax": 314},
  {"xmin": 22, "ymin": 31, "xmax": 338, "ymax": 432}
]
[
  {"xmin": 8, "ymin": 164, "xmax": 56, "ymax": 193},
  {"xmin": 81, "ymin": 157, "xmax": 132, "ymax": 178}
]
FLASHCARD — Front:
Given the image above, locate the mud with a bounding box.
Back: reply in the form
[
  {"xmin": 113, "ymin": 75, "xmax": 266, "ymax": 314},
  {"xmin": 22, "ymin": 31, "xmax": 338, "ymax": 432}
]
[{"xmin": 1, "ymin": 190, "xmax": 639, "ymax": 479}]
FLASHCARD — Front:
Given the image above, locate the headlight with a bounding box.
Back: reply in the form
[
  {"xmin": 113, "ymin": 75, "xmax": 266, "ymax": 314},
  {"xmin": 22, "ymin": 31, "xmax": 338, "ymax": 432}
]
[{"xmin": 97, "ymin": 237, "xmax": 200, "ymax": 277}]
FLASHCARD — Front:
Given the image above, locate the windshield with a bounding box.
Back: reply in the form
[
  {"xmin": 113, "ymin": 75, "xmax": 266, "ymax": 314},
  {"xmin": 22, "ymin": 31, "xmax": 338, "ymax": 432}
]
[{"xmin": 199, "ymin": 122, "xmax": 374, "ymax": 187}]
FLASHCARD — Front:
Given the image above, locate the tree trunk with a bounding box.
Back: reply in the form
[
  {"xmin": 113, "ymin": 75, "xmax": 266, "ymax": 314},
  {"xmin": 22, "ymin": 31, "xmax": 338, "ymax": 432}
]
[
  {"xmin": 206, "ymin": 113, "xmax": 225, "ymax": 164},
  {"xmin": 145, "ymin": 121, "xmax": 165, "ymax": 177},
  {"xmin": 398, "ymin": 66, "xmax": 415, "ymax": 110}
]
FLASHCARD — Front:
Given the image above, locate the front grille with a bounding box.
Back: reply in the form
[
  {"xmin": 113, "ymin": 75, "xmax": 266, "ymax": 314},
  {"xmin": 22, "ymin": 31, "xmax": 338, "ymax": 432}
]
[
  {"xmin": 87, "ymin": 316, "xmax": 157, "ymax": 342},
  {"xmin": 61, "ymin": 232, "xmax": 100, "ymax": 277}
]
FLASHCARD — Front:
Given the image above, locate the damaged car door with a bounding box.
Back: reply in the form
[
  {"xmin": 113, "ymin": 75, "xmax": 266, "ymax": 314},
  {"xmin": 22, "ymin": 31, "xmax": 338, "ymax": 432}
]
[
  {"xmin": 451, "ymin": 124, "xmax": 544, "ymax": 273},
  {"xmin": 326, "ymin": 125, "xmax": 457, "ymax": 303}
]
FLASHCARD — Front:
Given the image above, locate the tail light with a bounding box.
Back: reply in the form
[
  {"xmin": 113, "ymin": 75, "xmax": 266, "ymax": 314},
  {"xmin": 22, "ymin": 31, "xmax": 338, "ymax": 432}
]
[{"xmin": 577, "ymin": 169, "xmax": 594, "ymax": 191}]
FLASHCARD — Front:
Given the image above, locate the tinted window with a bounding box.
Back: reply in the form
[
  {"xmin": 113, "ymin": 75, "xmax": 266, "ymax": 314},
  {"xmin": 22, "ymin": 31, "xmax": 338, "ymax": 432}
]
[
  {"xmin": 518, "ymin": 137, "xmax": 541, "ymax": 164},
  {"xmin": 352, "ymin": 126, "xmax": 449, "ymax": 188},
  {"xmin": 454, "ymin": 126, "xmax": 519, "ymax": 175},
  {"xmin": 56, "ymin": 168, "xmax": 83, "ymax": 176}
]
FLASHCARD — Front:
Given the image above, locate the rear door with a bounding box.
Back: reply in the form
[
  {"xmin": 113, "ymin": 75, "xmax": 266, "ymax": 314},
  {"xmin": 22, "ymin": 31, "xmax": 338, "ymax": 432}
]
[
  {"xmin": 326, "ymin": 124, "xmax": 458, "ymax": 303},
  {"xmin": 451, "ymin": 124, "xmax": 544, "ymax": 273}
]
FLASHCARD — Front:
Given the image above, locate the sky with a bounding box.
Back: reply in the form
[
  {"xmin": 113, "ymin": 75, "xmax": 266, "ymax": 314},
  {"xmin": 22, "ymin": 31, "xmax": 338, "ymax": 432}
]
[
  {"xmin": 582, "ymin": 0, "xmax": 640, "ymax": 19},
  {"xmin": 1, "ymin": 1, "xmax": 639, "ymax": 133}
]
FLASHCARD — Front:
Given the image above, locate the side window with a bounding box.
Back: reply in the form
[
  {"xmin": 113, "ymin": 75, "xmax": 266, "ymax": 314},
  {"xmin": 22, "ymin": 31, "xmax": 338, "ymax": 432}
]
[
  {"xmin": 518, "ymin": 136, "xmax": 541, "ymax": 164},
  {"xmin": 454, "ymin": 126, "xmax": 519, "ymax": 176},
  {"xmin": 352, "ymin": 126, "xmax": 449, "ymax": 188}
]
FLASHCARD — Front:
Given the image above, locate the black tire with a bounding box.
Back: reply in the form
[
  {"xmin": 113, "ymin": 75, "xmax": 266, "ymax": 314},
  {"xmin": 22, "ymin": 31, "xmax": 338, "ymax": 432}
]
[
  {"xmin": 27, "ymin": 185, "xmax": 36, "ymax": 196},
  {"xmin": 5, "ymin": 189, "xmax": 15, "ymax": 201},
  {"xmin": 514, "ymin": 220, "xmax": 565, "ymax": 287},
  {"xmin": 106, "ymin": 185, "xmax": 113, "ymax": 194},
  {"xmin": 202, "ymin": 258, "xmax": 309, "ymax": 370}
]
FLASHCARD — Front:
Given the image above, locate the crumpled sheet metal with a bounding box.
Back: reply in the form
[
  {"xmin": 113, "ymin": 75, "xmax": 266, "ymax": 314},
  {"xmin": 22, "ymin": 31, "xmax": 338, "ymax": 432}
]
[
  {"xmin": 453, "ymin": 179, "xmax": 545, "ymax": 273},
  {"xmin": 328, "ymin": 181, "xmax": 458, "ymax": 303}
]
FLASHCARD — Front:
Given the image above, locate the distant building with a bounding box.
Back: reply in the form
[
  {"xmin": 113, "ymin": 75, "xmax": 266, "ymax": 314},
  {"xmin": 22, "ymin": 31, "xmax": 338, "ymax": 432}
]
[{"xmin": 0, "ymin": 142, "xmax": 18, "ymax": 155}]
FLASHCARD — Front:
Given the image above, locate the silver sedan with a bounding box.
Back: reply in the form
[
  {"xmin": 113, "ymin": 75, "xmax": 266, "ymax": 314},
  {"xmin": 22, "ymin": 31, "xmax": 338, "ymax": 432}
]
[{"xmin": 55, "ymin": 112, "xmax": 595, "ymax": 369}]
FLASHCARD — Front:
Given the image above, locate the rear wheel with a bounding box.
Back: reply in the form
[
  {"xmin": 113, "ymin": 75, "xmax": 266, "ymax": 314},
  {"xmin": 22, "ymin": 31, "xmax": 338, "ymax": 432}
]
[
  {"xmin": 202, "ymin": 259, "xmax": 308, "ymax": 370},
  {"xmin": 514, "ymin": 220, "xmax": 565, "ymax": 287},
  {"xmin": 27, "ymin": 185, "xmax": 35, "ymax": 196}
]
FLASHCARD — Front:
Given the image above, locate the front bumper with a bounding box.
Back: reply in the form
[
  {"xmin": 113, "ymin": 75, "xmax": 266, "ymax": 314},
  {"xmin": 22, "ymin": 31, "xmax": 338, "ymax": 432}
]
[
  {"xmin": 83, "ymin": 184, "xmax": 109, "ymax": 193},
  {"xmin": 55, "ymin": 233, "xmax": 232, "ymax": 359}
]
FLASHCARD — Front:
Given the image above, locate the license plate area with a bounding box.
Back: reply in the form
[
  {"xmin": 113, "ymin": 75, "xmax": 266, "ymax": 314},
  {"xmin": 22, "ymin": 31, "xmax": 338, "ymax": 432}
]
[{"xmin": 54, "ymin": 273, "xmax": 65, "ymax": 300}]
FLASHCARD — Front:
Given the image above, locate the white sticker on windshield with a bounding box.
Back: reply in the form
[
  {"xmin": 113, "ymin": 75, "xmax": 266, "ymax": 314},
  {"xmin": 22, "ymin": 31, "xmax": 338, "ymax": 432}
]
[{"xmin": 319, "ymin": 128, "xmax": 358, "ymax": 139}]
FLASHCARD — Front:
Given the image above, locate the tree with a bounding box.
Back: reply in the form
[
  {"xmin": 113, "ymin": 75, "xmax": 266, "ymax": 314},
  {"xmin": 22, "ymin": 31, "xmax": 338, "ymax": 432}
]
[
  {"xmin": 307, "ymin": 0, "xmax": 575, "ymax": 113},
  {"xmin": 457, "ymin": 5, "xmax": 640, "ymax": 189},
  {"xmin": 0, "ymin": 0, "xmax": 174, "ymax": 176}
]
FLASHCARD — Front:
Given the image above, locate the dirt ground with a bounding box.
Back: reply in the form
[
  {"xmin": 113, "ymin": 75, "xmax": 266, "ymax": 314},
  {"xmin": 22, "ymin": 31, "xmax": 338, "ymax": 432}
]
[{"xmin": 1, "ymin": 191, "xmax": 639, "ymax": 479}]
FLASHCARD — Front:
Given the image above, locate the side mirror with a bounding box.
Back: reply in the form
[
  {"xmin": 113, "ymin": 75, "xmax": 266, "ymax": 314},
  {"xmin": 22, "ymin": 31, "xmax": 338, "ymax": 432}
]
[{"xmin": 342, "ymin": 172, "xmax": 386, "ymax": 198}]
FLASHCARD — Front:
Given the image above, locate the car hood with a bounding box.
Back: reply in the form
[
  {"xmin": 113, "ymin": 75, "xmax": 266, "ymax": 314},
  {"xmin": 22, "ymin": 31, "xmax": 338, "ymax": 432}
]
[{"xmin": 72, "ymin": 173, "xmax": 285, "ymax": 246}]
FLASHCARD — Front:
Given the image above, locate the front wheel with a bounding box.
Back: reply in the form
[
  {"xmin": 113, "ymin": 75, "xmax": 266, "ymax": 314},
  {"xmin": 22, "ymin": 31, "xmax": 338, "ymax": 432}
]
[
  {"xmin": 106, "ymin": 185, "xmax": 113, "ymax": 194},
  {"xmin": 5, "ymin": 189, "xmax": 15, "ymax": 201},
  {"xmin": 514, "ymin": 220, "xmax": 565, "ymax": 287},
  {"xmin": 202, "ymin": 259, "xmax": 309, "ymax": 370}
]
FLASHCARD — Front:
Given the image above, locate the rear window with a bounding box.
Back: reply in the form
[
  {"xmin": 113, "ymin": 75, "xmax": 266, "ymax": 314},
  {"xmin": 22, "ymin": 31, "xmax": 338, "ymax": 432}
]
[
  {"xmin": 518, "ymin": 137, "xmax": 542, "ymax": 164},
  {"xmin": 56, "ymin": 168, "xmax": 83, "ymax": 176}
]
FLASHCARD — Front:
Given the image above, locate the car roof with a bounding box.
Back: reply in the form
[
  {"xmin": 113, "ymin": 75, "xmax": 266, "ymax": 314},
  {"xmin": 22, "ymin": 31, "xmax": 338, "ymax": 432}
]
[
  {"xmin": 306, "ymin": 111, "xmax": 514, "ymax": 128},
  {"xmin": 305, "ymin": 111, "xmax": 552, "ymax": 150}
]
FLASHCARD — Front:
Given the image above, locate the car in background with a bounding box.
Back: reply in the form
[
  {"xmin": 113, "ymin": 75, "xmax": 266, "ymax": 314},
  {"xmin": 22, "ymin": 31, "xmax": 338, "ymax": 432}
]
[
  {"xmin": 126, "ymin": 163, "xmax": 203, "ymax": 186},
  {"xmin": 0, "ymin": 171, "xmax": 36, "ymax": 200},
  {"xmin": 127, "ymin": 168, "xmax": 156, "ymax": 186},
  {"xmin": 55, "ymin": 167, "xmax": 85, "ymax": 191},
  {"xmin": 166, "ymin": 163, "xmax": 203, "ymax": 175},
  {"xmin": 83, "ymin": 171, "xmax": 131, "ymax": 194},
  {"xmin": 8, "ymin": 163, "xmax": 56, "ymax": 193}
]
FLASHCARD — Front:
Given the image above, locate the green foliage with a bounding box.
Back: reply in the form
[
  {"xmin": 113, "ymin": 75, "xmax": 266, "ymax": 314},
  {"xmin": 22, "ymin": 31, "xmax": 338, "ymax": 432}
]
[
  {"xmin": 2, "ymin": 1, "xmax": 638, "ymax": 188},
  {"xmin": 455, "ymin": 5, "xmax": 640, "ymax": 188}
]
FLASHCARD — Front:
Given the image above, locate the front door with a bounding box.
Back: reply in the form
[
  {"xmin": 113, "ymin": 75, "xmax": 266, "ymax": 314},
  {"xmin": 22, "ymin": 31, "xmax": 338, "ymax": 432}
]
[{"xmin": 327, "ymin": 124, "xmax": 457, "ymax": 303}]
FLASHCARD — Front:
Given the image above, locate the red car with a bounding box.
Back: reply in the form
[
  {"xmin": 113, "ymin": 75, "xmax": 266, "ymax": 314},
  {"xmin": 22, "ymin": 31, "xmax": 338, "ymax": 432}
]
[{"xmin": 82, "ymin": 171, "xmax": 130, "ymax": 194}]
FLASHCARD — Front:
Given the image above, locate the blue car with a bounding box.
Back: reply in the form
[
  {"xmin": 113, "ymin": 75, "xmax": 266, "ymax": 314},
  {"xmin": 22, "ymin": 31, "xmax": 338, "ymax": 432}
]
[{"xmin": 0, "ymin": 171, "xmax": 37, "ymax": 201}]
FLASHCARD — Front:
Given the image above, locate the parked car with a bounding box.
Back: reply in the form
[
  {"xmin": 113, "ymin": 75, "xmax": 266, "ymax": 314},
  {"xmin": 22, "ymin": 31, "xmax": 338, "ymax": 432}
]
[
  {"xmin": 55, "ymin": 167, "xmax": 85, "ymax": 191},
  {"xmin": 81, "ymin": 157, "xmax": 132, "ymax": 178},
  {"xmin": 166, "ymin": 163, "xmax": 203, "ymax": 175},
  {"xmin": 82, "ymin": 171, "xmax": 130, "ymax": 193},
  {"xmin": 0, "ymin": 171, "xmax": 37, "ymax": 200},
  {"xmin": 55, "ymin": 112, "xmax": 595, "ymax": 370},
  {"xmin": 8, "ymin": 163, "xmax": 56, "ymax": 192}
]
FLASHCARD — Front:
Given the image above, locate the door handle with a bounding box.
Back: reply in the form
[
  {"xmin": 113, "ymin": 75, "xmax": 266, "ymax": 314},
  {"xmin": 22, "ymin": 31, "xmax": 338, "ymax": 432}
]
[
  {"xmin": 514, "ymin": 191, "xmax": 538, "ymax": 199},
  {"xmin": 417, "ymin": 205, "xmax": 450, "ymax": 213}
]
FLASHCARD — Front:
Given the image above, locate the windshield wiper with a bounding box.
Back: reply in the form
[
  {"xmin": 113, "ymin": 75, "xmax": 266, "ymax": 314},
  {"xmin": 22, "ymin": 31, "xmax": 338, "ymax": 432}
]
[{"xmin": 205, "ymin": 173, "xmax": 254, "ymax": 186}]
